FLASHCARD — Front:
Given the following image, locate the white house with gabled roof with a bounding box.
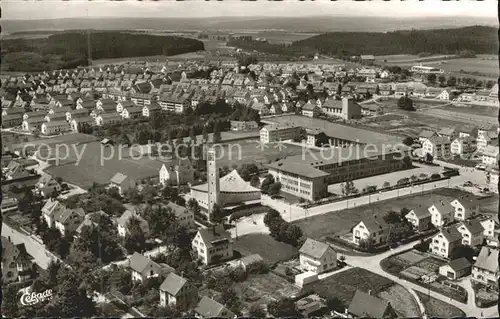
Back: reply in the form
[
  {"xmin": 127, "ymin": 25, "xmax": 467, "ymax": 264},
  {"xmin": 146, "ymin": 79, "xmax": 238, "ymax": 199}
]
[{"xmin": 299, "ymin": 238, "xmax": 337, "ymax": 274}]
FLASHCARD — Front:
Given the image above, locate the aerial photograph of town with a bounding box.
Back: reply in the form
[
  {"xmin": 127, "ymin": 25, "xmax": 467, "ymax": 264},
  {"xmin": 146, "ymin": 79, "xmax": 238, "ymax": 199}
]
[{"xmin": 0, "ymin": 0, "xmax": 498, "ymax": 318}]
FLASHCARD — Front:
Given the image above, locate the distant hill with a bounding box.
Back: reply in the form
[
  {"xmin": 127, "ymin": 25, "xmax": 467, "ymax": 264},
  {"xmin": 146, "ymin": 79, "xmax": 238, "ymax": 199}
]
[
  {"xmin": 292, "ymin": 26, "xmax": 498, "ymax": 56},
  {"xmin": 2, "ymin": 16, "xmax": 497, "ymax": 35},
  {"xmin": 1, "ymin": 31, "xmax": 205, "ymax": 72}
]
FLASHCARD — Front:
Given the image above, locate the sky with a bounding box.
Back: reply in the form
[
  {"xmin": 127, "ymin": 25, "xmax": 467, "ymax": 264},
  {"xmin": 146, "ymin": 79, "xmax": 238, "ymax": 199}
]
[{"xmin": 3, "ymin": 0, "xmax": 497, "ymax": 20}]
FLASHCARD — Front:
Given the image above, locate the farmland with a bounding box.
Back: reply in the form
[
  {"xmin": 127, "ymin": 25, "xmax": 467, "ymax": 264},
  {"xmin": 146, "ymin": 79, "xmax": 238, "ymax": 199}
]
[
  {"xmin": 416, "ymin": 291, "xmax": 466, "ymax": 318},
  {"xmin": 231, "ymin": 31, "xmax": 319, "ymax": 44},
  {"xmin": 292, "ymin": 188, "xmax": 497, "ymax": 240}
]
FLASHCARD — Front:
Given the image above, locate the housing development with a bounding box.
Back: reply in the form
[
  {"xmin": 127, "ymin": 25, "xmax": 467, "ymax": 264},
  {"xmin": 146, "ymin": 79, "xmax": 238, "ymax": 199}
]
[{"xmin": 1, "ymin": 3, "xmax": 499, "ymax": 319}]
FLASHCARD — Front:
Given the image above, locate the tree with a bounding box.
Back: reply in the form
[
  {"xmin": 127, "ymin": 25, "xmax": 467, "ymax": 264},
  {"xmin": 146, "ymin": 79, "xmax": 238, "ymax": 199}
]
[
  {"xmin": 213, "ymin": 121, "xmax": 222, "ymax": 143},
  {"xmin": 250, "ymin": 175, "xmax": 260, "ymax": 188},
  {"xmin": 189, "ymin": 126, "xmax": 197, "ymax": 145},
  {"xmin": 424, "ymin": 152, "xmax": 434, "ymax": 164},
  {"xmin": 187, "ymin": 198, "xmax": 200, "ymax": 214},
  {"xmin": 410, "ymin": 174, "xmax": 419, "ymax": 183},
  {"xmin": 124, "ymin": 217, "xmax": 146, "ymax": 253},
  {"xmin": 382, "ymin": 181, "xmax": 391, "ymax": 188},
  {"xmin": 397, "ymin": 96, "xmax": 415, "ymax": 111},
  {"xmin": 210, "ymin": 203, "xmax": 225, "ymax": 224},
  {"xmin": 438, "ymin": 75, "xmax": 446, "ymax": 86},
  {"xmin": 260, "ymin": 174, "xmax": 275, "ymax": 194},
  {"xmin": 341, "ymin": 180, "xmax": 357, "ymax": 196},
  {"xmin": 267, "ymin": 298, "xmax": 300, "ymax": 317},
  {"xmin": 446, "ymin": 76, "xmax": 457, "ymax": 87},
  {"xmin": 109, "ymin": 266, "xmax": 133, "ymax": 295},
  {"xmin": 419, "ymin": 173, "xmax": 428, "ymax": 180},
  {"xmin": 268, "ymin": 181, "xmax": 282, "ymax": 197},
  {"xmin": 326, "ymin": 297, "xmax": 345, "ymax": 313},
  {"xmin": 248, "ymin": 303, "xmax": 266, "ymax": 318},
  {"xmin": 1, "ymin": 284, "xmax": 20, "ymax": 317},
  {"xmin": 453, "ymin": 244, "xmax": 476, "ymax": 262},
  {"xmin": 402, "ymin": 136, "xmax": 414, "ymax": 146},
  {"xmin": 217, "ymin": 288, "xmax": 243, "ymax": 315},
  {"xmin": 427, "ymin": 73, "xmax": 437, "ymax": 84},
  {"xmin": 119, "ymin": 132, "xmax": 131, "ymax": 146}
]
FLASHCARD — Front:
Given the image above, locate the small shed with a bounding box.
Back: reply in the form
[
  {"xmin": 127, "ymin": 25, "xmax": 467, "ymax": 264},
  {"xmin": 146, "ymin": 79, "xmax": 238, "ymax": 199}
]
[
  {"xmin": 438, "ymin": 257, "xmax": 472, "ymax": 280},
  {"xmin": 295, "ymin": 271, "xmax": 319, "ymax": 288}
]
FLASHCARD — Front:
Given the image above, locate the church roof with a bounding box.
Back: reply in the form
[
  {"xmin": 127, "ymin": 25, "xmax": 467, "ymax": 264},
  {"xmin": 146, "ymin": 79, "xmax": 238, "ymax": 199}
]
[{"xmin": 191, "ymin": 169, "xmax": 260, "ymax": 193}]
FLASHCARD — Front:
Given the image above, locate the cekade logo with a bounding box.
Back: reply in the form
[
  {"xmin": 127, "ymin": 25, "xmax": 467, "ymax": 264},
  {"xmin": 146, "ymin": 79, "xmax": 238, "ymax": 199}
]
[{"xmin": 20, "ymin": 289, "xmax": 53, "ymax": 306}]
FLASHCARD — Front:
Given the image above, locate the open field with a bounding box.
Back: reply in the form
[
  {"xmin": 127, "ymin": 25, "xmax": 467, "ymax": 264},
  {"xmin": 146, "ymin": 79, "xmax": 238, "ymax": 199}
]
[
  {"xmin": 420, "ymin": 108, "xmax": 497, "ymax": 126},
  {"xmin": 436, "ymin": 104, "xmax": 498, "ymax": 118},
  {"xmin": 375, "ymin": 54, "xmax": 453, "ymax": 63},
  {"xmin": 416, "ymin": 291, "xmax": 466, "ymax": 318},
  {"xmin": 233, "ymin": 233, "xmax": 298, "ymax": 264},
  {"xmin": 231, "ymin": 31, "xmax": 319, "ymax": 44},
  {"xmin": 92, "ymin": 55, "xmax": 184, "ymax": 65},
  {"xmin": 293, "ymin": 188, "xmax": 497, "ymax": 239},
  {"xmin": 303, "ymin": 267, "xmax": 420, "ymax": 316},
  {"xmin": 44, "ymin": 141, "xmax": 164, "ymax": 189}
]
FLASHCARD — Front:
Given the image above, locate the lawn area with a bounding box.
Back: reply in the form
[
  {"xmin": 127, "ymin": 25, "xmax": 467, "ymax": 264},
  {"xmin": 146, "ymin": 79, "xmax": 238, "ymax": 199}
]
[
  {"xmin": 233, "ymin": 233, "xmax": 299, "ymax": 264},
  {"xmin": 416, "ymin": 291, "xmax": 466, "ymax": 318},
  {"xmin": 303, "ymin": 267, "xmax": 419, "ymax": 316},
  {"xmin": 293, "ymin": 188, "xmax": 485, "ymax": 239}
]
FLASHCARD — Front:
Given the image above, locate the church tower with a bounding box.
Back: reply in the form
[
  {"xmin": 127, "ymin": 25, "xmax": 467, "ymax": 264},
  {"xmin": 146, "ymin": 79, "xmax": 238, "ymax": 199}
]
[{"xmin": 207, "ymin": 147, "xmax": 220, "ymax": 222}]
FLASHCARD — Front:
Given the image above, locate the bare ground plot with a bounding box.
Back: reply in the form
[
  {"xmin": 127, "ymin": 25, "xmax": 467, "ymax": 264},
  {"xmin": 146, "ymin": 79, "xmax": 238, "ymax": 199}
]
[
  {"xmin": 293, "ymin": 188, "xmax": 496, "ymax": 239},
  {"xmin": 416, "ymin": 291, "xmax": 466, "ymax": 318},
  {"xmin": 233, "ymin": 233, "xmax": 298, "ymax": 264},
  {"xmin": 303, "ymin": 267, "xmax": 420, "ymax": 316}
]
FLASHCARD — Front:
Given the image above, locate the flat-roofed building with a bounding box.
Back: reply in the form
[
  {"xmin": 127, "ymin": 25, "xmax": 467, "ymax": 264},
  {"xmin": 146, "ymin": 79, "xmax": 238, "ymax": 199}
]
[{"xmin": 260, "ymin": 124, "xmax": 302, "ymax": 144}]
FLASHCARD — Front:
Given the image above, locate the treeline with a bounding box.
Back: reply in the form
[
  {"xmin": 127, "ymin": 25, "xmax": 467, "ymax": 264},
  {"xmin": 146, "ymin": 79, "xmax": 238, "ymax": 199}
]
[
  {"xmin": 292, "ymin": 26, "xmax": 497, "ymax": 56},
  {"xmin": 2, "ymin": 31, "xmax": 205, "ymax": 71}
]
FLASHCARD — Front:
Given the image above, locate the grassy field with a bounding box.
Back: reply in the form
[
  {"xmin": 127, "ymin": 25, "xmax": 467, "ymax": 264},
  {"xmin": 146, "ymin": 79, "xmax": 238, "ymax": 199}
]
[
  {"xmin": 375, "ymin": 54, "xmax": 453, "ymax": 63},
  {"xmin": 303, "ymin": 267, "xmax": 420, "ymax": 316},
  {"xmin": 293, "ymin": 188, "xmax": 497, "ymax": 239},
  {"xmin": 416, "ymin": 291, "xmax": 466, "ymax": 318},
  {"xmin": 231, "ymin": 31, "xmax": 318, "ymax": 44},
  {"xmin": 233, "ymin": 233, "xmax": 298, "ymax": 263},
  {"xmin": 435, "ymin": 104, "xmax": 498, "ymax": 118},
  {"xmin": 44, "ymin": 141, "xmax": 164, "ymax": 189}
]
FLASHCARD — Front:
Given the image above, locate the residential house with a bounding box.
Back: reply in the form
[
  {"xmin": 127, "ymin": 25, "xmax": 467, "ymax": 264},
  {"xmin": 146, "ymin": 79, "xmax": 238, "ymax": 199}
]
[
  {"xmin": 438, "ymin": 257, "xmax": 472, "ymax": 280},
  {"xmin": 41, "ymin": 121, "xmax": 72, "ymax": 136},
  {"xmin": 22, "ymin": 117, "xmax": 45, "ymax": 131},
  {"xmin": 164, "ymin": 202, "xmax": 195, "ymax": 229},
  {"xmin": 378, "ymin": 83, "xmax": 394, "ymax": 96},
  {"xmin": 450, "ymin": 197, "xmax": 479, "ymax": 221},
  {"xmin": 299, "ymin": 238, "xmax": 337, "ymax": 274},
  {"xmin": 194, "ymin": 296, "xmax": 235, "ymax": 319},
  {"xmin": 192, "ymin": 225, "xmax": 233, "ymax": 265},
  {"xmin": 71, "ymin": 116, "xmax": 95, "ymax": 133},
  {"xmin": 456, "ymin": 220, "xmax": 484, "ymax": 247},
  {"xmin": 159, "ymin": 273, "xmax": 197, "ymax": 310},
  {"xmin": 121, "ymin": 106, "xmax": 143, "ymax": 119},
  {"xmin": 53, "ymin": 207, "xmax": 86, "ymax": 236},
  {"xmin": 142, "ymin": 102, "xmax": 162, "ymax": 117},
  {"xmin": 35, "ymin": 174, "xmax": 62, "ymax": 195},
  {"xmin": 457, "ymin": 126, "xmax": 478, "ymax": 139},
  {"xmin": 128, "ymin": 252, "xmax": 162, "ymax": 282},
  {"xmin": 480, "ymin": 145, "xmax": 499, "ymax": 166},
  {"xmin": 3, "ymin": 160, "xmax": 31, "ymax": 180},
  {"xmin": 430, "ymin": 227, "xmax": 462, "ymax": 258},
  {"xmin": 95, "ymin": 113, "xmax": 122, "ymax": 126},
  {"xmin": 352, "ymin": 217, "xmax": 390, "ymax": 247},
  {"xmin": 296, "ymin": 294, "xmax": 328, "ymax": 318},
  {"xmin": 437, "ymin": 127, "xmax": 457, "ymax": 140},
  {"xmin": 41, "ymin": 198, "xmax": 62, "ymax": 227},
  {"xmin": 476, "ymin": 131, "xmax": 498, "ymax": 153},
  {"xmin": 302, "ymin": 101, "xmax": 317, "ymax": 118},
  {"xmin": 429, "ymin": 201, "xmax": 454, "ymax": 228},
  {"xmin": 479, "ymin": 215, "xmax": 499, "ymax": 239},
  {"xmin": 437, "ymin": 88, "xmax": 454, "ymax": 100},
  {"xmin": 108, "ymin": 172, "xmax": 136, "ymax": 195},
  {"xmin": 1, "ymin": 236, "xmax": 33, "ymax": 284},
  {"xmin": 230, "ymin": 120, "xmax": 258, "ymax": 131},
  {"xmin": 472, "ymin": 247, "xmax": 499, "ymax": 288},
  {"xmin": 405, "ymin": 207, "xmax": 432, "ymax": 232},
  {"xmin": 417, "ymin": 130, "xmax": 439, "ymax": 144},
  {"xmin": 450, "ymin": 136, "xmax": 476, "ymax": 155},
  {"xmin": 486, "ymin": 167, "xmax": 499, "ymax": 193},
  {"xmin": 2, "ymin": 114, "xmax": 24, "ymax": 128},
  {"xmin": 116, "ymin": 209, "xmax": 149, "ymax": 238},
  {"xmin": 422, "ymin": 137, "xmax": 451, "ymax": 160},
  {"xmin": 44, "ymin": 112, "xmax": 67, "ymax": 123},
  {"xmin": 348, "ymin": 290, "xmax": 396, "ymax": 319},
  {"xmin": 116, "ymin": 100, "xmax": 137, "ymax": 113},
  {"xmin": 158, "ymin": 159, "xmax": 195, "ymax": 186}
]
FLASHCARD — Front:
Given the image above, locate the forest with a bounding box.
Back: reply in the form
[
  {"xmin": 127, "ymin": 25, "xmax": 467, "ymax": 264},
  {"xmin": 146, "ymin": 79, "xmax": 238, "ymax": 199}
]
[
  {"xmin": 227, "ymin": 26, "xmax": 497, "ymax": 59},
  {"xmin": 2, "ymin": 31, "xmax": 205, "ymax": 72},
  {"xmin": 292, "ymin": 26, "xmax": 497, "ymax": 57}
]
